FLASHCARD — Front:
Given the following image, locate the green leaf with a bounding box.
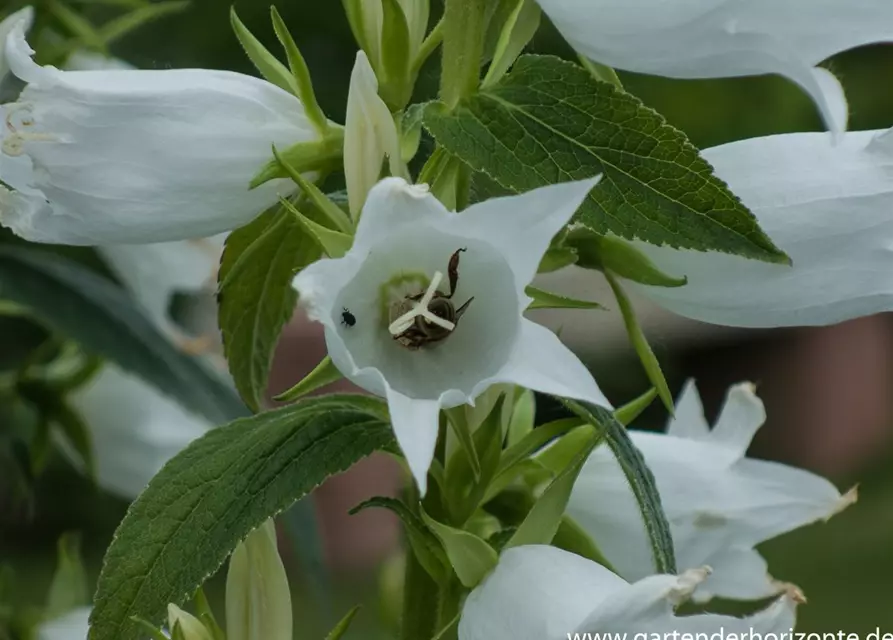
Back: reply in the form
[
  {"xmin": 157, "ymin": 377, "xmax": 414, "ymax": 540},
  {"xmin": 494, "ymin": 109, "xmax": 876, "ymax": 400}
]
[
  {"xmin": 45, "ymin": 532, "xmax": 89, "ymax": 621},
  {"xmin": 230, "ymin": 7, "xmax": 297, "ymax": 96},
  {"xmin": 279, "ymin": 198, "xmax": 353, "ymax": 259},
  {"xmin": 420, "ymin": 511, "xmax": 497, "ymax": 588},
  {"xmin": 561, "ymin": 398, "xmax": 676, "ymax": 574},
  {"xmin": 604, "ymin": 271, "xmax": 674, "ymax": 414},
  {"xmin": 88, "ymin": 395, "xmax": 395, "ymax": 640},
  {"xmin": 506, "ymin": 387, "xmax": 535, "ymax": 447},
  {"xmin": 570, "ymin": 231, "xmax": 686, "ymax": 288},
  {"xmin": 482, "ymin": 0, "xmax": 540, "ymax": 88},
  {"xmin": 505, "ymin": 425, "xmax": 598, "ymax": 548},
  {"xmin": 614, "ymin": 387, "xmax": 659, "ymax": 426},
  {"xmin": 269, "ymin": 7, "xmax": 329, "ymax": 134},
  {"xmin": 272, "ymin": 146, "xmax": 353, "ymax": 234},
  {"xmin": 401, "ymin": 103, "xmax": 426, "ymax": 163},
  {"xmin": 423, "ymin": 55, "xmax": 790, "ymax": 263},
  {"xmin": 273, "ymin": 355, "xmax": 343, "ymax": 403},
  {"xmin": 325, "ymin": 605, "xmax": 362, "ymax": 640},
  {"xmin": 218, "ymin": 207, "xmax": 320, "ymax": 412},
  {"xmin": 525, "ymin": 285, "xmax": 603, "ymax": 311},
  {"xmin": 552, "ymin": 515, "xmax": 616, "ymax": 571},
  {"xmin": 0, "ymin": 247, "xmax": 245, "ymax": 424},
  {"xmin": 97, "ymin": 1, "xmax": 189, "ymax": 45},
  {"xmin": 350, "ymin": 497, "xmax": 449, "ymax": 584},
  {"xmin": 537, "ymin": 246, "xmax": 577, "ymax": 273}
]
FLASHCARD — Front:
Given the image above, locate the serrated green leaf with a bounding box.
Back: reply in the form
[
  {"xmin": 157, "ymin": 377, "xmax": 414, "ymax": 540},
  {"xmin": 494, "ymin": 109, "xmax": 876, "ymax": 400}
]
[
  {"xmin": 218, "ymin": 207, "xmax": 320, "ymax": 413},
  {"xmin": 325, "ymin": 605, "xmax": 362, "ymax": 640},
  {"xmin": 0, "ymin": 247, "xmax": 245, "ymax": 424},
  {"xmin": 273, "ymin": 355, "xmax": 343, "ymax": 402},
  {"xmin": 420, "ymin": 511, "xmax": 497, "ymax": 588},
  {"xmin": 45, "ymin": 532, "xmax": 89, "ymax": 621},
  {"xmin": 350, "ymin": 497, "xmax": 449, "ymax": 584},
  {"xmin": 423, "ymin": 55, "xmax": 790, "ymax": 264},
  {"xmin": 97, "ymin": 1, "xmax": 188, "ymax": 45},
  {"xmin": 560, "ymin": 398, "xmax": 676, "ymax": 574},
  {"xmin": 604, "ymin": 271, "xmax": 674, "ymax": 414},
  {"xmin": 570, "ymin": 231, "xmax": 686, "ymax": 288},
  {"xmin": 525, "ymin": 285, "xmax": 603, "ymax": 311},
  {"xmin": 230, "ymin": 7, "xmax": 297, "ymax": 96},
  {"xmin": 88, "ymin": 395, "xmax": 395, "ymax": 640},
  {"xmin": 505, "ymin": 425, "xmax": 598, "ymax": 549}
]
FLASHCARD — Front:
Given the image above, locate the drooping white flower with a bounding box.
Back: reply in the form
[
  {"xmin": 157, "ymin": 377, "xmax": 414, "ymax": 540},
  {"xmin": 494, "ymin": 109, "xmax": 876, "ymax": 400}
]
[
  {"xmin": 459, "ymin": 545, "xmax": 801, "ymax": 640},
  {"xmin": 0, "ymin": 6, "xmax": 32, "ymax": 82},
  {"xmin": 66, "ymin": 365, "xmax": 211, "ymax": 499},
  {"xmin": 0, "ymin": 22, "xmax": 320, "ymax": 245},
  {"xmin": 535, "ymin": 0, "xmax": 893, "ymax": 134},
  {"xmin": 344, "ymin": 51, "xmax": 406, "ymax": 218},
  {"xmin": 37, "ymin": 606, "xmax": 91, "ymax": 640},
  {"xmin": 226, "ymin": 519, "xmax": 293, "ymax": 640},
  {"xmin": 566, "ymin": 380, "xmax": 855, "ymax": 602},
  {"xmin": 293, "ymin": 176, "xmax": 610, "ymax": 493},
  {"xmin": 629, "ymin": 126, "xmax": 893, "ymax": 328}
]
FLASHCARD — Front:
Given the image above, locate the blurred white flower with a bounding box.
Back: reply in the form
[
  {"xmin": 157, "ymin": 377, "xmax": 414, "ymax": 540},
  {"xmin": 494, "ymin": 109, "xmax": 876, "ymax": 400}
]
[
  {"xmin": 293, "ymin": 176, "xmax": 610, "ymax": 493},
  {"xmin": 66, "ymin": 365, "xmax": 211, "ymax": 499},
  {"xmin": 37, "ymin": 606, "xmax": 90, "ymax": 640},
  {"xmin": 0, "ymin": 21, "xmax": 319, "ymax": 245},
  {"xmin": 567, "ymin": 380, "xmax": 855, "ymax": 601},
  {"xmin": 631, "ymin": 126, "xmax": 893, "ymax": 328},
  {"xmin": 535, "ymin": 0, "xmax": 893, "ymax": 133},
  {"xmin": 226, "ymin": 519, "xmax": 293, "ymax": 640},
  {"xmin": 459, "ymin": 545, "xmax": 801, "ymax": 640}
]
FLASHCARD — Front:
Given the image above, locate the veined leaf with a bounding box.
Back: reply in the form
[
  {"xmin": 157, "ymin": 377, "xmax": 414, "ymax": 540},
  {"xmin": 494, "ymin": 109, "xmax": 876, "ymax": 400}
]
[
  {"xmin": 0, "ymin": 247, "xmax": 245, "ymax": 424},
  {"xmin": 89, "ymin": 395, "xmax": 395, "ymax": 640},
  {"xmin": 423, "ymin": 55, "xmax": 789, "ymax": 264}
]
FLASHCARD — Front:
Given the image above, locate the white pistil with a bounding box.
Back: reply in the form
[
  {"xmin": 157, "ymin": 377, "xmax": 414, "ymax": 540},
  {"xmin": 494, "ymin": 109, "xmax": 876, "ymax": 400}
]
[{"xmin": 387, "ymin": 270, "xmax": 457, "ymax": 335}]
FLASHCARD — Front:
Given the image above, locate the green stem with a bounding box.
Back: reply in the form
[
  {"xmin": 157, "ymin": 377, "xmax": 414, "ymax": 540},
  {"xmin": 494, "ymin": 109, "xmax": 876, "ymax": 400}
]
[
  {"xmin": 435, "ymin": 579, "xmax": 463, "ymax": 640},
  {"xmin": 440, "ymin": 0, "xmax": 487, "ymax": 108},
  {"xmin": 400, "ymin": 536, "xmax": 441, "ymax": 640}
]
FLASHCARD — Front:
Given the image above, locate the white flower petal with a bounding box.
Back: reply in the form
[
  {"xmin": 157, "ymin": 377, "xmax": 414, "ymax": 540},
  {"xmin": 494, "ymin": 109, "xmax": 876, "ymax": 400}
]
[
  {"xmin": 344, "ymin": 52, "xmax": 404, "ymax": 218},
  {"xmin": 64, "ymin": 50, "xmax": 134, "ymax": 72},
  {"xmin": 568, "ymin": 381, "xmax": 850, "ymax": 601},
  {"xmin": 459, "ymin": 545, "xmax": 625, "ymax": 640},
  {"xmin": 477, "ymin": 318, "xmax": 611, "ymax": 409},
  {"xmin": 460, "ymin": 177, "xmax": 600, "ymax": 292},
  {"xmin": 0, "ymin": 24, "xmax": 317, "ymax": 244},
  {"xmin": 0, "ymin": 6, "xmax": 32, "ymax": 82},
  {"xmin": 37, "ymin": 606, "xmax": 91, "ymax": 640},
  {"xmin": 665, "ymin": 378, "xmax": 710, "ymax": 440},
  {"xmin": 67, "ymin": 365, "xmax": 211, "ymax": 499},
  {"xmin": 386, "ymin": 390, "xmax": 440, "ymax": 494},
  {"xmin": 536, "ymin": 0, "xmax": 893, "ymax": 132},
  {"xmin": 632, "ymin": 127, "xmax": 893, "ymax": 327}
]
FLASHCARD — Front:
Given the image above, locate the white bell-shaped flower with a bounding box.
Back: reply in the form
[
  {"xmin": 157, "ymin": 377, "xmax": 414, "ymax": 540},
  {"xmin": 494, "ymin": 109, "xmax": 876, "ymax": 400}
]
[
  {"xmin": 0, "ymin": 6, "xmax": 32, "ymax": 82},
  {"xmin": 459, "ymin": 545, "xmax": 801, "ymax": 640},
  {"xmin": 0, "ymin": 21, "xmax": 319, "ymax": 245},
  {"xmin": 293, "ymin": 176, "xmax": 610, "ymax": 493},
  {"xmin": 535, "ymin": 0, "xmax": 893, "ymax": 133},
  {"xmin": 631, "ymin": 126, "xmax": 893, "ymax": 328},
  {"xmin": 67, "ymin": 365, "xmax": 211, "ymax": 499},
  {"xmin": 566, "ymin": 380, "xmax": 855, "ymax": 602}
]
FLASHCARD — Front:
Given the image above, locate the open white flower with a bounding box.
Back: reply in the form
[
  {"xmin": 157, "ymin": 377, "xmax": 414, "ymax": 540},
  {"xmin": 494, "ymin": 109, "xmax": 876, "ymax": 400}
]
[
  {"xmin": 535, "ymin": 0, "xmax": 893, "ymax": 133},
  {"xmin": 459, "ymin": 545, "xmax": 800, "ymax": 640},
  {"xmin": 0, "ymin": 21, "xmax": 320, "ymax": 245},
  {"xmin": 293, "ymin": 176, "xmax": 610, "ymax": 493},
  {"xmin": 566, "ymin": 380, "xmax": 855, "ymax": 602},
  {"xmin": 630, "ymin": 126, "xmax": 893, "ymax": 328},
  {"xmin": 67, "ymin": 365, "xmax": 211, "ymax": 499},
  {"xmin": 0, "ymin": 6, "xmax": 32, "ymax": 82}
]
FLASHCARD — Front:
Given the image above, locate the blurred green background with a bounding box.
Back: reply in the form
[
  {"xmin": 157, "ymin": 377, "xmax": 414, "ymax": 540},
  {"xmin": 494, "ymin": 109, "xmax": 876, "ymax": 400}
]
[{"xmin": 2, "ymin": 0, "xmax": 893, "ymax": 637}]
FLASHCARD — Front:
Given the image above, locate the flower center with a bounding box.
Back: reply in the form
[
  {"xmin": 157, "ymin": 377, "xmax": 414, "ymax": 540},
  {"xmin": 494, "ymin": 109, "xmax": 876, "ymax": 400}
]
[{"xmin": 2, "ymin": 103, "xmax": 57, "ymax": 157}]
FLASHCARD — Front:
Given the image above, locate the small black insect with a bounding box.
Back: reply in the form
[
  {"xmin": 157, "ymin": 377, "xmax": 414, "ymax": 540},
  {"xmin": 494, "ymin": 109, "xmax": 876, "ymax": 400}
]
[{"xmin": 341, "ymin": 307, "xmax": 356, "ymax": 327}]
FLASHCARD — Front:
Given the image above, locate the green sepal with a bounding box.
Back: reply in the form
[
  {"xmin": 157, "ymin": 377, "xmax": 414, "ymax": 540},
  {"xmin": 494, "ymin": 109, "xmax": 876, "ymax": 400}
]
[
  {"xmin": 505, "ymin": 425, "xmax": 599, "ymax": 549},
  {"xmin": 350, "ymin": 497, "xmax": 450, "ymax": 585},
  {"xmin": 604, "ymin": 271, "xmax": 674, "ymax": 414},
  {"xmin": 482, "ymin": 0, "xmax": 540, "ymax": 88},
  {"xmin": 570, "ymin": 231, "xmax": 687, "ymax": 288},
  {"xmin": 271, "ymin": 145, "xmax": 353, "ymax": 234},
  {"xmin": 445, "ymin": 408, "xmax": 482, "ymax": 481},
  {"xmin": 525, "ymin": 285, "xmax": 603, "ymax": 311},
  {"xmin": 279, "ymin": 198, "xmax": 353, "ymax": 259},
  {"xmin": 250, "ymin": 131, "xmax": 344, "ymax": 189},
  {"xmin": 273, "ymin": 355, "xmax": 343, "ymax": 403},
  {"xmin": 341, "ymin": 0, "xmax": 373, "ymax": 59},
  {"xmin": 130, "ymin": 618, "xmax": 169, "ymax": 640},
  {"xmin": 270, "ymin": 7, "xmax": 329, "ymax": 135},
  {"xmin": 421, "ymin": 511, "xmax": 498, "ymax": 588},
  {"xmin": 505, "ymin": 387, "xmax": 535, "ymax": 447},
  {"xmin": 552, "ymin": 515, "xmax": 616, "ymax": 572},
  {"xmin": 379, "ymin": 0, "xmax": 414, "ymax": 110},
  {"xmin": 578, "ymin": 55, "xmax": 623, "ymax": 89},
  {"xmin": 192, "ymin": 589, "xmax": 224, "ymax": 640},
  {"xmin": 401, "ymin": 104, "xmax": 426, "ymax": 163},
  {"xmin": 230, "ymin": 7, "xmax": 297, "ymax": 96},
  {"xmin": 325, "ymin": 605, "xmax": 362, "ymax": 640},
  {"xmin": 537, "ymin": 246, "xmax": 578, "ymax": 273},
  {"xmin": 614, "ymin": 387, "xmax": 659, "ymax": 426}
]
